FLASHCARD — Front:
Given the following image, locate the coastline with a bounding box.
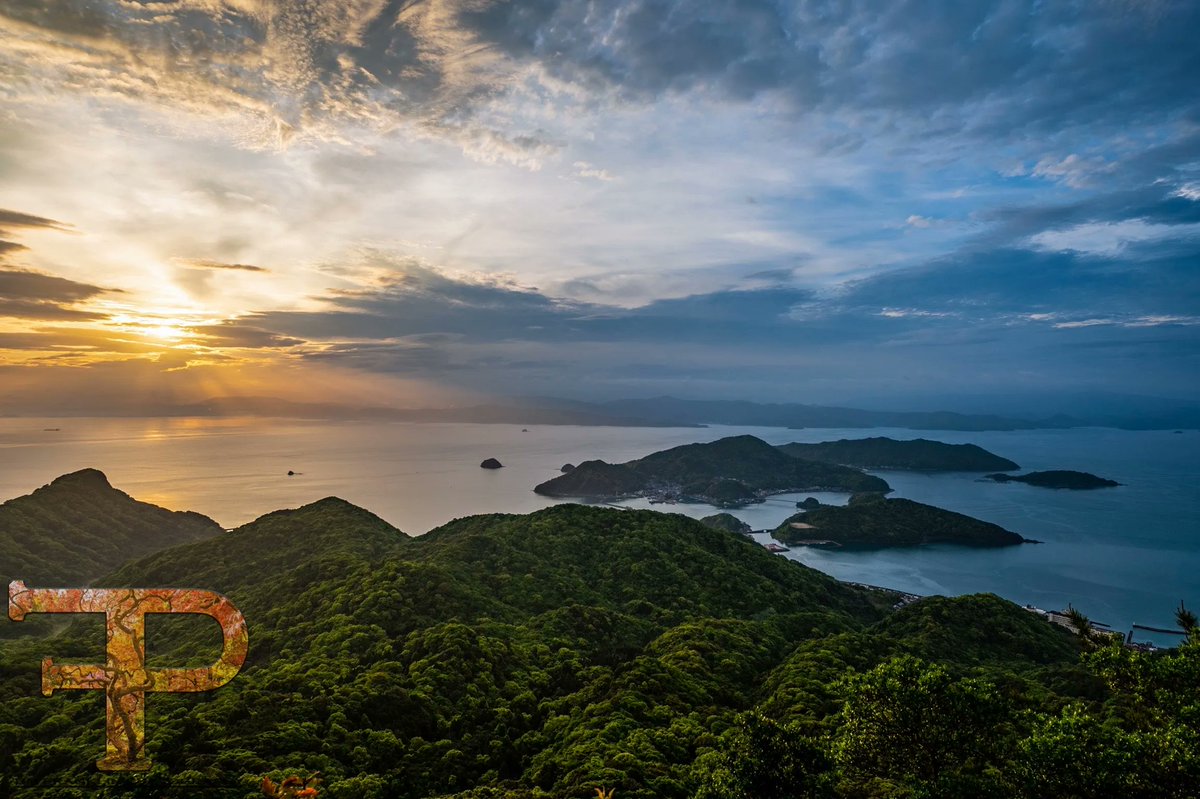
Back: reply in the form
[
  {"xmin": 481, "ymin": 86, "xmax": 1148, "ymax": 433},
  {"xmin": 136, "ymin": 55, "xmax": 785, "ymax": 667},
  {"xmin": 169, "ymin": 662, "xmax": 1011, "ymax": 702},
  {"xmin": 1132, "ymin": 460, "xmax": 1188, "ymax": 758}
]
[{"xmin": 1, "ymin": 419, "xmax": 1195, "ymax": 635}]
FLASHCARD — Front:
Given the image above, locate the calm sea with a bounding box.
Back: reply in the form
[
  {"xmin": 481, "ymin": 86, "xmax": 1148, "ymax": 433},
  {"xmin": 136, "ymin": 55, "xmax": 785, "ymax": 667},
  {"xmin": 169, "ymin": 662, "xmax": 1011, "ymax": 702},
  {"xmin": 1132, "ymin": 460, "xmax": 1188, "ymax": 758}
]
[{"xmin": 1, "ymin": 418, "xmax": 1196, "ymax": 641}]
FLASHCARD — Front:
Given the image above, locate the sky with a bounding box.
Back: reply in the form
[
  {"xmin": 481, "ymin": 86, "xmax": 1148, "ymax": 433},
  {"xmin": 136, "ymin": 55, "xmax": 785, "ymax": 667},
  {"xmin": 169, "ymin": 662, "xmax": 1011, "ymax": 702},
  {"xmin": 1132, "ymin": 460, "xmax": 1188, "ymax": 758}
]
[{"xmin": 0, "ymin": 0, "xmax": 1198, "ymax": 414}]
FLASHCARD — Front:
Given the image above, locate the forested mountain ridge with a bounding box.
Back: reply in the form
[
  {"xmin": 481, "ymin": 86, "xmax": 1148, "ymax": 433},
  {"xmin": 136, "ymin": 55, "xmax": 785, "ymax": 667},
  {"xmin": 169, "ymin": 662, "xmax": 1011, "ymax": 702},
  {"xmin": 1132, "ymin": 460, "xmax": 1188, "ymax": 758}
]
[
  {"xmin": 1, "ymin": 476, "xmax": 1195, "ymax": 799},
  {"xmin": 0, "ymin": 468, "xmax": 221, "ymax": 589},
  {"xmin": 778, "ymin": 437, "xmax": 1020, "ymax": 472}
]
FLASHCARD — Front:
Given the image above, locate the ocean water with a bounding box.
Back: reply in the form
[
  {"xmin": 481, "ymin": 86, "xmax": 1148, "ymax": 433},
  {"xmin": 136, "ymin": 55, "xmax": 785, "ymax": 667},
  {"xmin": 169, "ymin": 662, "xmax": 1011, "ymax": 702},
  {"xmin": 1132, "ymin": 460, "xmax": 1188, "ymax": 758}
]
[{"xmin": 1, "ymin": 418, "xmax": 1196, "ymax": 640}]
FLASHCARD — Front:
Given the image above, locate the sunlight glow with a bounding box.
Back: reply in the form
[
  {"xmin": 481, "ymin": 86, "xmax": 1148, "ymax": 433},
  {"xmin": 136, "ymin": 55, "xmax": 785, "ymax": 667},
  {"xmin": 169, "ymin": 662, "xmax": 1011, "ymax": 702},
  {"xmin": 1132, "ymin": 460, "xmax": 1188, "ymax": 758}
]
[{"xmin": 142, "ymin": 324, "xmax": 188, "ymax": 342}]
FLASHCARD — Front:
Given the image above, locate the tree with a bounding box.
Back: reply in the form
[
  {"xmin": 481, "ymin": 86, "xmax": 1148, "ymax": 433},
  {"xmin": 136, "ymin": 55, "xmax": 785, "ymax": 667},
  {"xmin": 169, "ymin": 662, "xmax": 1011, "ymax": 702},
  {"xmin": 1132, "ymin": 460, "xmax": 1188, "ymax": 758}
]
[
  {"xmin": 693, "ymin": 712, "xmax": 833, "ymax": 799},
  {"xmin": 1063, "ymin": 606, "xmax": 1100, "ymax": 650},
  {"xmin": 832, "ymin": 655, "xmax": 1011, "ymax": 797},
  {"xmin": 1175, "ymin": 602, "xmax": 1198, "ymax": 642}
]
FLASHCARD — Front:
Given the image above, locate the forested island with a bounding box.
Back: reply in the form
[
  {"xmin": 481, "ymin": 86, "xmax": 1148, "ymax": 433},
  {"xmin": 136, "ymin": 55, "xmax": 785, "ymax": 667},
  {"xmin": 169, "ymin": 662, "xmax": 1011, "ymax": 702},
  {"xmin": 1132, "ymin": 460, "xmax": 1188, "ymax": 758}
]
[
  {"xmin": 773, "ymin": 493, "xmax": 1031, "ymax": 549},
  {"xmin": 699, "ymin": 512, "xmax": 753, "ymax": 534},
  {"xmin": 986, "ymin": 470, "xmax": 1121, "ymax": 489},
  {"xmin": 778, "ymin": 436, "xmax": 1019, "ymax": 471},
  {"xmin": 0, "ymin": 471, "xmax": 1195, "ymax": 799},
  {"xmin": 534, "ymin": 434, "xmax": 890, "ymax": 506}
]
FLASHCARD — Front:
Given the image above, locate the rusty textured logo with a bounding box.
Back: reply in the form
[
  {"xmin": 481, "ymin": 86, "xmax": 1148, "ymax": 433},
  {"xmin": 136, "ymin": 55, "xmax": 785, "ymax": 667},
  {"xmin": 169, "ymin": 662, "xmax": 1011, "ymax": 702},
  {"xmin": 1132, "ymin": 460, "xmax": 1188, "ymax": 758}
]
[{"xmin": 7, "ymin": 580, "xmax": 248, "ymax": 771}]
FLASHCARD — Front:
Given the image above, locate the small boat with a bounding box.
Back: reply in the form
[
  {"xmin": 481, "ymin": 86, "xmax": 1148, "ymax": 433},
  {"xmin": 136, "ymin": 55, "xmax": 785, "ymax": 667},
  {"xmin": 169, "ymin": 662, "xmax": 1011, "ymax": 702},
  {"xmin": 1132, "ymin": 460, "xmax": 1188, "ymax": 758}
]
[{"xmin": 764, "ymin": 542, "xmax": 790, "ymax": 553}]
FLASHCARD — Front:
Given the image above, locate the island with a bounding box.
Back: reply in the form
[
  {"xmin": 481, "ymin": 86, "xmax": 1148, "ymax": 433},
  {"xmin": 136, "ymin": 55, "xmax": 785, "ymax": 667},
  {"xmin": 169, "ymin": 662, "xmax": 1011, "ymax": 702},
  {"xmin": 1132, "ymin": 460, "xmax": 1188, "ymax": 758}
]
[
  {"xmin": 480, "ymin": 458, "xmax": 504, "ymax": 469},
  {"xmin": 534, "ymin": 434, "xmax": 891, "ymax": 506},
  {"xmin": 772, "ymin": 492, "xmax": 1031, "ymax": 549},
  {"xmin": 985, "ymin": 470, "xmax": 1120, "ymax": 489},
  {"xmin": 699, "ymin": 513, "xmax": 752, "ymax": 534},
  {"xmin": 778, "ymin": 436, "xmax": 1019, "ymax": 472}
]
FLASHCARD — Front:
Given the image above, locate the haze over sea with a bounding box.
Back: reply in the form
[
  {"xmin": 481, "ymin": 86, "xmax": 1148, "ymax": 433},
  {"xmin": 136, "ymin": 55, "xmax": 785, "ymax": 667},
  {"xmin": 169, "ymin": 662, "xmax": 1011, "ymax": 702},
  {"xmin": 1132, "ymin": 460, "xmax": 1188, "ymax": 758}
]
[{"xmin": 1, "ymin": 418, "xmax": 1196, "ymax": 642}]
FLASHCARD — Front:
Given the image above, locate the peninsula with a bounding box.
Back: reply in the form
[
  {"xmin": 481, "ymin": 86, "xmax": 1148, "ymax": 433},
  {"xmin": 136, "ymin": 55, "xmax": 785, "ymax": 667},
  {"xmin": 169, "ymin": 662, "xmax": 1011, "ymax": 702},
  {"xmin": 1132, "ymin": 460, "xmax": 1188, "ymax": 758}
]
[
  {"xmin": 778, "ymin": 436, "xmax": 1019, "ymax": 471},
  {"xmin": 985, "ymin": 470, "xmax": 1120, "ymax": 489},
  {"xmin": 534, "ymin": 434, "xmax": 890, "ymax": 506},
  {"xmin": 773, "ymin": 493, "xmax": 1031, "ymax": 549}
]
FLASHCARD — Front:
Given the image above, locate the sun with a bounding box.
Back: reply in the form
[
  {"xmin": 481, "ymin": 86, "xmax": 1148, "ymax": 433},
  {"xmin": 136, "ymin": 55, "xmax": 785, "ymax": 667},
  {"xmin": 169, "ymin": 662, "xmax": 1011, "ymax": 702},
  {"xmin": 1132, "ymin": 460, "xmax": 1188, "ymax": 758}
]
[
  {"xmin": 141, "ymin": 322, "xmax": 188, "ymax": 342},
  {"xmin": 103, "ymin": 312, "xmax": 207, "ymax": 345}
]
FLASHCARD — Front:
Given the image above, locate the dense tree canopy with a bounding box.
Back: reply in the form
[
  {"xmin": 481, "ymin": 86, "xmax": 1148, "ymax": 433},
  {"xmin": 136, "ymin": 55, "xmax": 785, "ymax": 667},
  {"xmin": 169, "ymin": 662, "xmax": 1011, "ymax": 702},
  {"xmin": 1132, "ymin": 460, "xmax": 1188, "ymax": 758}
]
[{"xmin": 1, "ymin": 483, "xmax": 1194, "ymax": 799}]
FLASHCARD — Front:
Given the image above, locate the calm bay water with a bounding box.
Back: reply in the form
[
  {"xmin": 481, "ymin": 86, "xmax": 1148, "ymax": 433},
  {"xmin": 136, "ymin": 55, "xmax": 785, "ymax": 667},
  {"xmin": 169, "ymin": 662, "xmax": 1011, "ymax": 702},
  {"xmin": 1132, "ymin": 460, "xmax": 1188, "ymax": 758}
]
[{"xmin": 1, "ymin": 417, "xmax": 1196, "ymax": 639}]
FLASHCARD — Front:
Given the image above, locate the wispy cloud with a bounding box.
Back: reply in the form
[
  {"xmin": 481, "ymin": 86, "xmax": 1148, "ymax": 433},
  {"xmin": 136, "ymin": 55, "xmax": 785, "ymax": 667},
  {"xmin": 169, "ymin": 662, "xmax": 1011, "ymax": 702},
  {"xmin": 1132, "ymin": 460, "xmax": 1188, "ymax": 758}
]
[{"xmin": 173, "ymin": 259, "xmax": 269, "ymax": 273}]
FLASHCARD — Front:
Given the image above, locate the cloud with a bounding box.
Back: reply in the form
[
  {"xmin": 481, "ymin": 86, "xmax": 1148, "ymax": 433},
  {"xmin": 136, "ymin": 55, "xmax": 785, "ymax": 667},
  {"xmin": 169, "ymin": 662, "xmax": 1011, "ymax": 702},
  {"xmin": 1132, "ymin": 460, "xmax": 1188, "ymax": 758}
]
[
  {"xmin": 192, "ymin": 322, "xmax": 303, "ymax": 349},
  {"xmin": 0, "ymin": 298, "xmax": 109, "ymax": 322},
  {"xmin": 0, "ymin": 209, "xmax": 111, "ymax": 327},
  {"xmin": 1, "ymin": 2, "xmax": 1199, "ymax": 408},
  {"xmin": 0, "ymin": 326, "xmax": 174, "ymax": 355},
  {"xmin": 0, "ymin": 208, "xmax": 72, "ymax": 261},
  {"xmin": 174, "ymin": 259, "xmax": 269, "ymax": 273},
  {"xmin": 0, "ymin": 267, "xmax": 115, "ymax": 314},
  {"xmin": 1029, "ymin": 219, "xmax": 1200, "ymax": 256},
  {"xmin": 0, "ymin": 208, "xmax": 71, "ymax": 233},
  {"xmin": 1047, "ymin": 315, "xmax": 1200, "ymax": 330},
  {"xmin": 0, "ymin": 209, "xmax": 118, "ymax": 322},
  {"xmin": 574, "ymin": 161, "xmax": 615, "ymax": 181},
  {"xmin": 223, "ymin": 242, "xmax": 1198, "ymax": 402},
  {"xmin": 1027, "ymin": 154, "xmax": 1114, "ymax": 189},
  {"xmin": 461, "ymin": 1, "xmax": 1200, "ymax": 137},
  {"xmin": 3, "ymin": 1, "xmax": 1196, "ymax": 157}
]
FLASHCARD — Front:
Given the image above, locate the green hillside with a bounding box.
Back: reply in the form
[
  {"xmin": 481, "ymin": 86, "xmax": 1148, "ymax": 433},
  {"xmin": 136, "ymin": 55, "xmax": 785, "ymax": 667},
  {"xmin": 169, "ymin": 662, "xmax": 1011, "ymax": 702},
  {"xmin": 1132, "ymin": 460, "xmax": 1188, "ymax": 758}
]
[
  {"xmin": 0, "ymin": 468, "xmax": 221, "ymax": 588},
  {"xmin": 778, "ymin": 437, "xmax": 1020, "ymax": 472},
  {"xmin": 535, "ymin": 435, "xmax": 890, "ymax": 505},
  {"xmin": 699, "ymin": 513, "xmax": 752, "ymax": 534},
  {"xmin": 1, "ymin": 476, "xmax": 1195, "ymax": 799}
]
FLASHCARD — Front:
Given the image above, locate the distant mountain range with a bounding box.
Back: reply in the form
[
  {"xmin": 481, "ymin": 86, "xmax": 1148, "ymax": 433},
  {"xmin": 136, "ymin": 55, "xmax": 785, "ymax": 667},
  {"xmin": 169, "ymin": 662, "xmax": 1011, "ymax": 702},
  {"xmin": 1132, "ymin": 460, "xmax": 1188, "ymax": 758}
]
[{"xmin": 5, "ymin": 392, "xmax": 1198, "ymax": 430}]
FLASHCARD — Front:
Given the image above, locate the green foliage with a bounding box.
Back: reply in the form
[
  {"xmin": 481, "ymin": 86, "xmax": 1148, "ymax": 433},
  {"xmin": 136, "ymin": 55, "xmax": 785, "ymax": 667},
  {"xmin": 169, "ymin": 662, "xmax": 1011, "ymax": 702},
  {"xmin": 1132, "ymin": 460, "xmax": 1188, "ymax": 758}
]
[
  {"xmin": 873, "ymin": 595, "xmax": 1080, "ymax": 667},
  {"xmin": 693, "ymin": 712, "xmax": 834, "ymax": 799},
  {"xmin": 774, "ymin": 498, "xmax": 1026, "ymax": 549},
  {"xmin": 832, "ymin": 655, "xmax": 1014, "ymax": 797},
  {"xmin": 1174, "ymin": 602, "xmax": 1198, "ymax": 639},
  {"xmin": 699, "ymin": 514, "xmax": 752, "ymax": 535},
  {"xmin": 0, "ymin": 477, "xmax": 1194, "ymax": 798},
  {"xmin": 535, "ymin": 435, "xmax": 890, "ymax": 501},
  {"xmin": 778, "ymin": 437, "xmax": 1019, "ymax": 472},
  {"xmin": 0, "ymin": 469, "xmax": 220, "ymax": 592}
]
